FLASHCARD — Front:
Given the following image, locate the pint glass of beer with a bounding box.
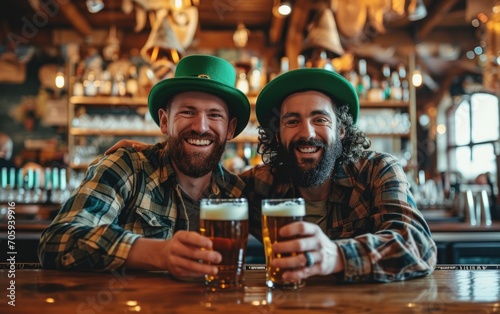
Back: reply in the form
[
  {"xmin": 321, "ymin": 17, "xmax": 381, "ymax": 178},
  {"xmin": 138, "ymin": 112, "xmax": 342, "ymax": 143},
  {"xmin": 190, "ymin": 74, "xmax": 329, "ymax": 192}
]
[
  {"xmin": 199, "ymin": 198, "xmax": 249, "ymax": 291},
  {"xmin": 261, "ymin": 198, "xmax": 306, "ymax": 289}
]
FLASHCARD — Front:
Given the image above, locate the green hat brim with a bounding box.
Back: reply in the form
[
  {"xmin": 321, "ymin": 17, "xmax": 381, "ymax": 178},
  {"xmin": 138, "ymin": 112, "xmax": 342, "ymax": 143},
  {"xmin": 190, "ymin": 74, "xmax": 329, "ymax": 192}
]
[
  {"xmin": 149, "ymin": 77, "xmax": 251, "ymax": 137},
  {"xmin": 256, "ymin": 68, "xmax": 359, "ymax": 129}
]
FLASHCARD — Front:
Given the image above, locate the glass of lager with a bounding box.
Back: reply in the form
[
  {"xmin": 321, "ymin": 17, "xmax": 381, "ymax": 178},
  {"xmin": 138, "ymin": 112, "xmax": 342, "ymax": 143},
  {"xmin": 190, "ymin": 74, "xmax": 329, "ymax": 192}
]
[
  {"xmin": 199, "ymin": 198, "xmax": 249, "ymax": 291},
  {"xmin": 262, "ymin": 198, "xmax": 306, "ymax": 289}
]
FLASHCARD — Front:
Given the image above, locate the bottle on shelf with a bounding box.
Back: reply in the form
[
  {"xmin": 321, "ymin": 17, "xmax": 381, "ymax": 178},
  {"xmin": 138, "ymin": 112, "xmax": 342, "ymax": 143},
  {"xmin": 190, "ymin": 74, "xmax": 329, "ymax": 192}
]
[
  {"xmin": 72, "ymin": 75, "xmax": 84, "ymax": 96},
  {"xmin": 297, "ymin": 54, "xmax": 305, "ymax": 69},
  {"xmin": 390, "ymin": 71, "xmax": 403, "ymax": 101},
  {"xmin": 280, "ymin": 56, "xmax": 289, "ymax": 74},
  {"xmin": 366, "ymin": 76, "xmax": 384, "ymax": 102},
  {"xmin": 83, "ymin": 70, "xmax": 98, "ymax": 96},
  {"xmin": 126, "ymin": 66, "xmax": 139, "ymax": 97},
  {"xmin": 356, "ymin": 59, "xmax": 371, "ymax": 100},
  {"xmin": 398, "ymin": 64, "xmax": 410, "ymax": 102},
  {"xmin": 111, "ymin": 71, "xmax": 127, "ymax": 97},
  {"xmin": 382, "ymin": 64, "xmax": 392, "ymax": 100},
  {"xmin": 99, "ymin": 70, "xmax": 112, "ymax": 96},
  {"xmin": 347, "ymin": 69, "xmax": 358, "ymax": 94},
  {"xmin": 248, "ymin": 56, "xmax": 262, "ymax": 94},
  {"xmin": 236, "ymin": 70, "xmax": 250, "ymax": 95}
]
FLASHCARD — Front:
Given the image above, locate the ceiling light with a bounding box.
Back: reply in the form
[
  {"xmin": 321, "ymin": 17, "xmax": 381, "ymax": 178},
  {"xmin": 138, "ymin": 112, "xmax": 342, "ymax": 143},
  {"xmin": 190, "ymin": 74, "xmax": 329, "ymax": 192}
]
[
  {"xmin": 412, "ymin": 67, "xmax": 423, "ymax": 87},
  {"xmin": 233, "ymin": 23, "xmax": 250, "ymax": 48},
  {"xmin": 278, "ymin": 2, "xmax": 292, "ymax": 16},
  {"xmin": 408, "ymin": 0, "xmax": 427, "ymax": 21},
  {"xmin": 86, "ymin": 0, "xmax": 104, "ymax": 13},
  {"xmin": 55, "ymin": 69, "xmax": 65, "ymax": 89},
  {"xmin": 273, "ymin": 0, "xmax": 292, "ymax": 17},
  {"xmin": 494, "ymin": 1, "xmax": 500, "ymax": 14},
  {"xmin": 170, "ymin": 0, "xmax": 190, "ymax": 10}
]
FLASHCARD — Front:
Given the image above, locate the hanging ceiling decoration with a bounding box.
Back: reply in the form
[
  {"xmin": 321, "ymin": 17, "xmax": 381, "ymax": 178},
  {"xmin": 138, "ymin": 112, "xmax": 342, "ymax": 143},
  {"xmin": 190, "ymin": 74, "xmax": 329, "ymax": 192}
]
[
  {"xmin": 233, "ymin": 23, "xmax": 250, "ymax": 48},
  {"xmin": 131, "ymin": 0, "xmax": 199, "ymax": 64},
  {"xmin": 302, "ymin": 7, "xmax": 345, "ymax": 59},
  {"xmin": 484, "ymin": 1, "xmax": 500, "ymax": 94}
]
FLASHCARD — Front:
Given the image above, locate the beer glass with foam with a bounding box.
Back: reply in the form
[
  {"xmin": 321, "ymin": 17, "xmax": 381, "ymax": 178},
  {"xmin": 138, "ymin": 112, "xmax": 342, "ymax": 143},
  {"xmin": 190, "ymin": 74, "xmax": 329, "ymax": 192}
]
[
  {"xmin": 261, "ymin": 198, "xmax": 306, "ymax": 289},
  {"xmin": 199, "ymin": 198, "xmax": 249, "ymax": 291}
]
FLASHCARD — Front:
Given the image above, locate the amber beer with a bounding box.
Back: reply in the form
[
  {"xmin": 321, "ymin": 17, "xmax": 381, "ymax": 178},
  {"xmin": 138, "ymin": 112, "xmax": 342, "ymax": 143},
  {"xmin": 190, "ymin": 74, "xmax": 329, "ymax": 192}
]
[
  {"xmin": 199, "ymin": 198, "xmax": 248, "ymax": 290},
  {"xmin": 262, "ymin": 198, "xmax": 306, "ymax": 289}
]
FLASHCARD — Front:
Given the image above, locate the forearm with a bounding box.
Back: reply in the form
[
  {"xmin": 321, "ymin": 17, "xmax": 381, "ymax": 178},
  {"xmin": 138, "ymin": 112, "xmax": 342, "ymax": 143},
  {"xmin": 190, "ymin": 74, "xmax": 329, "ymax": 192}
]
[
  {"xmin": 125, "ymin": 237, "xmax": 168, "ymax": 271},
  {"xmin": 335, "ymin": 225, "xmax": 437, "ymax": 283},
  {"xmin": 38, "ymin": 222, "xmax": 140, "ymax": 271}
]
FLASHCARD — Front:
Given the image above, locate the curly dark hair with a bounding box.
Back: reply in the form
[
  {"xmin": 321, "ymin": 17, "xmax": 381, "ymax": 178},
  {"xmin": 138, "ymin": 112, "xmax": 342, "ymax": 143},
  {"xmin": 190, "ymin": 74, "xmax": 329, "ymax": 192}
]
[{"xmin": 257, "ymin": 104, "xmax": 371, "ymax": 169}]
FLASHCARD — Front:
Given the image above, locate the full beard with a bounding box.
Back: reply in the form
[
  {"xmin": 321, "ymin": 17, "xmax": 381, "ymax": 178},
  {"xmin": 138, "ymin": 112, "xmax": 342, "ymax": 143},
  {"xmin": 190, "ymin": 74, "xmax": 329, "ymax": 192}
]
[
  {"xmin": 165, "ymin": 131, "xmax": 226, "ymax": 178},
  {"xmin": 284, "ymin": 135, "xmax": 343, "ymax": 188}
]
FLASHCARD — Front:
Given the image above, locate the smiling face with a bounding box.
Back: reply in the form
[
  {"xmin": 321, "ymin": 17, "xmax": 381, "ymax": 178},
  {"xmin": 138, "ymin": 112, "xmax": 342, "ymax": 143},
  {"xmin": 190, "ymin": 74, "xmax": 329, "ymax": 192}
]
[
  {"xmin": 158, "ymin": 91, "xmax": 237, "ymax": 178},
  {"xmin": 279, "ymin": 90, "xmax": 345, "ymax": 187}
]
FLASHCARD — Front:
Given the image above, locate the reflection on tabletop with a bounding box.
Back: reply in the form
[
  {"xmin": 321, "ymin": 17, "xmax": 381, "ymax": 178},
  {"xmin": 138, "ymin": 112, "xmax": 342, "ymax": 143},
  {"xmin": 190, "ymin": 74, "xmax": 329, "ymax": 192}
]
[{"xmin": 1, "ymin": 268, "xmax": 499, "ymax": 313}]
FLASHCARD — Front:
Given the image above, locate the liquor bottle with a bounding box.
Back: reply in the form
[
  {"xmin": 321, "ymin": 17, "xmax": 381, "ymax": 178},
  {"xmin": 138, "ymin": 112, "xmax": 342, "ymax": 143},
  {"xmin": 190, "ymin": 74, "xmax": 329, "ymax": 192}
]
[
  {"xmin": 357, "ymin": 59, "xmax": 371, "ymax": 100},
  {"xmin": 72, "ymin": 75, "xmax": 84, "ymax": 96},
  {"xmin": 390, "ymin": 71, "xmax": 402, "ymax": 101},
  {"xmin": 126, "ymin": 66, "xmax": 139, "ymax": 97},
  {"xmin": 99, "ymin": 70, "xmax": 112, "ymax": 96},
  {"xmin": 111, "ymin": 71, "xmax": 127, "ymax": 97},
  {"xmin": 398, "ymin": 64, "xmax": 410, "ymax": 102},
  {"xmin": 320, "ymin": 51, "xmax": 335, "ymax": 71},
  {"xmin": 280, "ymin": 56, "xmax": 289, "ymax": 74},
  {"xmin": 367, "ymin": 76, "xmax": 384, "ymax": 102},
  {"xmin": 236, "ymin": 70, "xmax": 250, "ymax": 95},
  {"xmin": 382, "ymin": 64, "xmax": 391, "ymax": 100},
  {"xmin": 348, "ymin": 70, "xmax": 358, "ymax": 92},
  {"xmin": 248, "ymin": 57, "xmax": 262, "ymax": 94},
  {"xmin": 83, "ymin": 70, "xmax": 98, "ymax": 96},
  {"xmin": 297, "ymin": 54, "xmax": 305, "ymax": 68}
]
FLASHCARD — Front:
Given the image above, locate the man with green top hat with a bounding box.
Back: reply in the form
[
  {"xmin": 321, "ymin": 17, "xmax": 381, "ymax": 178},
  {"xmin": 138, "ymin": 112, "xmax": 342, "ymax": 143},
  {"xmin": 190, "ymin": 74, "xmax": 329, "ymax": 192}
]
[
  {"xmin": 38, "ymin": 55, "xmax": 250, "ymax": 277},
  {"xmin": 102, "ymin": 66, "xmax": 437, "ymax": 284},
  {"xmin": 241, "ymin": 68, "xmax": 436, "ymax": 283}
]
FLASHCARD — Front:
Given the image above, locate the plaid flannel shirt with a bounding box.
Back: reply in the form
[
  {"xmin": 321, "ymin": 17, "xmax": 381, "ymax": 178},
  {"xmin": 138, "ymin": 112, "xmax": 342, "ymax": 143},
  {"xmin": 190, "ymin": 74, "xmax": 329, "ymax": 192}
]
[
  {"xmin": 240, "ymin": 151, "xmax": 437, "ymax": 283},
  {"xmin": 38, "ymin": 143, "xmax": 245, "ymax": 271}
]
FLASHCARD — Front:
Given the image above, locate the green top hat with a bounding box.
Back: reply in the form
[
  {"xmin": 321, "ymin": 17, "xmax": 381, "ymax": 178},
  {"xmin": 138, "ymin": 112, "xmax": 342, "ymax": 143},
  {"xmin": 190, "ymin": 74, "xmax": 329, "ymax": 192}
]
[
  {"xmin": 256, "ymin": 68, "xmax": 359, "ymax": 129},
  {"xmin": 148, "ymin": 54, "xmax": 251, "ymax": 137}
]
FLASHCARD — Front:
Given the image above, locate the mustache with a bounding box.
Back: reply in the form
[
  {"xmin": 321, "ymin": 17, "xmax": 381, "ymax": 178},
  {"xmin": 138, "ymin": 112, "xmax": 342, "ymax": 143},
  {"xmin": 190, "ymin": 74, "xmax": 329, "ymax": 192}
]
[
  {"xmin": 179, "ymin": 130, "xmax": 217, "ymax": 141},
  {"xmin": 291, "ymin": 138, "xmax": 325, "ymax": 148}
]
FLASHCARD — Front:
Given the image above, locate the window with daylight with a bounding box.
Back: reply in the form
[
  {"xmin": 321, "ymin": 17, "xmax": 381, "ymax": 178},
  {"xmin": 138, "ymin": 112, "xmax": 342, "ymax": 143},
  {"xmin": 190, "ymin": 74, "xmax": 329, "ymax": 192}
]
[{"xmin": 447, "ymin": 92, "xmax": 500, "ymax": 181}]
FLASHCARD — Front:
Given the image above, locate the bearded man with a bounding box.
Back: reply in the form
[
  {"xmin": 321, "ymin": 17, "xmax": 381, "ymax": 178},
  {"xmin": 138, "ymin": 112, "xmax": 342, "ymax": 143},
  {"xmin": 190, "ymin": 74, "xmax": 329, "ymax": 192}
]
[
  {"xmin": 38, "ymin": 55, "xmax": 250, "ymax": 277},
  {"xmin": 241, "ymin": 68, "xmax": 437, "ymax": 283}
]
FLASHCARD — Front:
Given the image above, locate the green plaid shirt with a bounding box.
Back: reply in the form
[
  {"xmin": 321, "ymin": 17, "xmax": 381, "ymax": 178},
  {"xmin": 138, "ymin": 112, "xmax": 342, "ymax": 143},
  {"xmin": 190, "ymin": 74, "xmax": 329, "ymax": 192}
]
[
  {"xmin": 240, "ymin": 151, "xmax": 437, "ymax": 283},
  {"xmin": 38, "ymin": 143, "xmax": 245, "ymax": 271}
]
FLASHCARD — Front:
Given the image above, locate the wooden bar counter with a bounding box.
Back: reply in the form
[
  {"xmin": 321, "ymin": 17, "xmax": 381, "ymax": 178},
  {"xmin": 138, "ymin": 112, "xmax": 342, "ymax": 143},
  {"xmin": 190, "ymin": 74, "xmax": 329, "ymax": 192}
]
[{"xmin": 1, "ymin": 267, "xmax": 499, "ymax": 313}]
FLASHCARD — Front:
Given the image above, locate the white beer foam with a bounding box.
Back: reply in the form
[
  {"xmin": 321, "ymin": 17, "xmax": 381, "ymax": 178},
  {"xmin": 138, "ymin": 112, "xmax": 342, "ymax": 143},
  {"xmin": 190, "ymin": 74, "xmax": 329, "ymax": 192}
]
[
  {"xmin": 261, "ymin": 201, "xmax": 305, "ymax": 216},
  {"xmin": 200, "ymin": 203, "xmax": 248, "ymax": 220}
]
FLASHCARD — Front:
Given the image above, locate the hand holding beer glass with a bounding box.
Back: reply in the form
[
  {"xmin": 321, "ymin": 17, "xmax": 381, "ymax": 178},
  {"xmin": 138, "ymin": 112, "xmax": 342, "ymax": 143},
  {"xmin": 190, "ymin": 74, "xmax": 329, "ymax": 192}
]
[
  {"xmin": 199, "ymin": 198, "xmax": 249, "ymax": 291},
  {"xmin": 261, "ymin": 198, "xmax": 306, "ymax": 289}
]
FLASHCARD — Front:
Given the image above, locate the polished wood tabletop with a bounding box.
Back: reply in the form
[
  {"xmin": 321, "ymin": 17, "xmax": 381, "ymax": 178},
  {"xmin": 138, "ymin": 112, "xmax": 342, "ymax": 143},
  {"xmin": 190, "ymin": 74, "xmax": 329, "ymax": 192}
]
[{"xmin": 1, "ymin": 266, "xmax": 499, "ymax": 313}]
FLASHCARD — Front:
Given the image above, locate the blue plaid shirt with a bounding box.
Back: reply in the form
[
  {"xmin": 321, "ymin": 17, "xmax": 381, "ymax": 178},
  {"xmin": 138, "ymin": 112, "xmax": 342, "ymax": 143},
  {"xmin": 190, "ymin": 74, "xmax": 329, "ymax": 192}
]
[{"xmin": 38, "ymin": 143, "xmax": 245, "ymax": 271}]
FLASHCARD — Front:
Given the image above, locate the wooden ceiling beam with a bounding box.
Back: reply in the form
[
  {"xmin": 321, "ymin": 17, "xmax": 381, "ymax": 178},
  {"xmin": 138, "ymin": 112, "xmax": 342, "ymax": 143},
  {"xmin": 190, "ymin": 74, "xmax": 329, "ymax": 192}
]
[
  {"xmin": 268, "ymin": 14, "xmax": 285, "ymax": 45},
  {"xmin": 285, "ymin": 0, "xmax": 312, "ymax": 69},
  {"xmin": 121, "ymin": 30, "xmax": 267, "ymax": 52},
  {"xmin": 417, "ymin": 0, "xmax": 459, "ymax": 40},
  {"xmin": 58, "ymin": 0, "xmax": 93, "ymax": 38}
]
